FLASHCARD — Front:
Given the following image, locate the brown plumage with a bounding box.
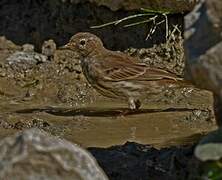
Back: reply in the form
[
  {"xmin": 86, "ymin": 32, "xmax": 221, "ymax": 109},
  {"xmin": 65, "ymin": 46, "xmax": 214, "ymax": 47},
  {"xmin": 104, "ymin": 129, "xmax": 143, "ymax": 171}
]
[{"xmin": 62, "ymin": 32, "xmax": 189, "ymax": 109}]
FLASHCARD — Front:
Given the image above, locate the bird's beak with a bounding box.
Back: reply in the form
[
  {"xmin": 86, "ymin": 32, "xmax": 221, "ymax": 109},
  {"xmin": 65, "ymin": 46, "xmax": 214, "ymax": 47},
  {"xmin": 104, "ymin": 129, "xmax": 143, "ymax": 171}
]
[{"xmin": 59, "ymin": 43, "xmax": 72, "ymax": 50}]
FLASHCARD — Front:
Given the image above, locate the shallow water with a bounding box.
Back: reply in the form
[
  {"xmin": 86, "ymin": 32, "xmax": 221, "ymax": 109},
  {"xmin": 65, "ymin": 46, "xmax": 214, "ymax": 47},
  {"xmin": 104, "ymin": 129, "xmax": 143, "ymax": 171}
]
[{"xmin": 0, "ymin": 94, "xmax": 217, "ymax": 148}]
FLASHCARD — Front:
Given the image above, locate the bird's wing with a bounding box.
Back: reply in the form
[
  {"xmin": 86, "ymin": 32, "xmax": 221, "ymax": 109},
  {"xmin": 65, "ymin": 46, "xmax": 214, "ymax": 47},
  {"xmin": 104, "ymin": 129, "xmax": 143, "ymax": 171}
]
[{"xmin": 99, "ymin": 52, "xmax": 180, "ymax": 82}]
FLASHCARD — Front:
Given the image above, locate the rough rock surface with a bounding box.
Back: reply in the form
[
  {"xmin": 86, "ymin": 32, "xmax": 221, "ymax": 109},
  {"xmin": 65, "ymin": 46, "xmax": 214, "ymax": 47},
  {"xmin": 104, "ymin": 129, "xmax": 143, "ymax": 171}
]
[
  {"xmin": 184, "ymin": 0, "xmax": 222, "ymax": 95},
  {"xmin": 62, "ymin": 0, "xmax": 197, "ymax": 12},
  {"xmin": 184, "ymin": 0, "xmax": 222, "ymax": 125},
  {"xmin": 0, "ymin": 35, "xmax": 213, "ymax": 108},
  {"xmin": 89, "ymin": 142, "xmax": 200, "ymax": 180},
  {"xmin": 195, "ymin": 128, "xmax": 222, "ymax": 161},
  {"xmin": 0, "ymin": 0, "xmax": 184, "ymax": 51},
  {"xmin": 42, "ymin": 39, "xmax": 57, "ymax": 58},
  {"xmin": 126, "ymin": 36, "xmax": 185, "ymax": 76},
  {"xmin": 0, "ymin": 128, "xmax": 108, "ymax": 180}
]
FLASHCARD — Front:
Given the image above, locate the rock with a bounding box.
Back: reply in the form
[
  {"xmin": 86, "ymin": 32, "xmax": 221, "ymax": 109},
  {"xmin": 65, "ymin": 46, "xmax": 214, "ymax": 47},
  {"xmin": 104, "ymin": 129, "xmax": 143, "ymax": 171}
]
[
  {"xmin": 0, "ymin": 1, "xmax": 185, "ymax": 51},
  {"xmin": 187, "ymin": 1, "xmax": 222, "ymax": 164},
  {"xmin": 54, "ymin": 49, "xmax": 82, "ymax": 74},
  {"xmin": 184, "ymin": 0, "xmax": 222, "ymax": 125},
  {"xmin": 62, "ymin": 0, "xmax": 197, "ymax": 12},
  {"xmin": 195, "ymin": 128, "xmax": 222, "ymax": 161},
  {"xmin": 5, "ymin": 50, "xmax": 47, "ymax": 74},
  {"xmin": 89, "ymin": 142, "xmax": 197, "ymax": 180},
  {"xmin": 22, "ymin": 44, "xmax": 35, "ymax": 52},
  {"xmin": 0, "ymin": 36, "xmax": 21, "ymax": 63},
  {"xmin": 42, "ymin": 39, "xmax": 57, "ymax": 58},
  {"xmin": 125, "ymin": 37, "xmax": 185, "ymax": 76},
  {"xmin": 0, "ymin": 36, "xmax": 21, "ymax": 51},
  {"xmin": 184, "ymin": 0, "xmax": 222, "ymax": 95},
  {"xmin": 194, "ymin": 128, "xmax": 222, "ymax": 179},
  {"xmin": 6, "ymin": 51, "xmax": 47, "ymax": 65},
  {"xmin": 0, "ymin": 128, "xmax": 108, "ymax": 180}
]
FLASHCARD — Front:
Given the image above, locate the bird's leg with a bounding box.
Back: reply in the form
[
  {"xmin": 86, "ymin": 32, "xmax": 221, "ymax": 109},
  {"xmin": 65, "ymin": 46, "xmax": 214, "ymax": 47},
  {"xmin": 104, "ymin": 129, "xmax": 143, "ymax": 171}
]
[
  {"xmin": 116, "ymin": 98, "xmax": 141, "ymax": 117},
  {"xmin": 135, "ymin": 99, "xmax": 141, "ymax": 109},
  {"xmin": 128, "ymin": 98, "xmax": 141, "ymax": 110}
]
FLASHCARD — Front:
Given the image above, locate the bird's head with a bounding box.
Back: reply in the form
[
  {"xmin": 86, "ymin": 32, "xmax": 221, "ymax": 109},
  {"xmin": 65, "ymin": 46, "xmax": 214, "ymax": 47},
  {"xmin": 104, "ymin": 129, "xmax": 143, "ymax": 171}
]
[{"xmin": 61, "ymin": 32, "xmax": 104, "ymax": 57}]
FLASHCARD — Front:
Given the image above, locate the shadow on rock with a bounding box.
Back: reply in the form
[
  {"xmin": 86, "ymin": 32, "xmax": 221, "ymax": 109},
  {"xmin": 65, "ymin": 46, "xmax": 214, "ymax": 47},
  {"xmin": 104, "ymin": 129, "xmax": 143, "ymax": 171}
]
[{"xmin": 88, "ymin": 142, "xmax": 200, "ymax": 180}]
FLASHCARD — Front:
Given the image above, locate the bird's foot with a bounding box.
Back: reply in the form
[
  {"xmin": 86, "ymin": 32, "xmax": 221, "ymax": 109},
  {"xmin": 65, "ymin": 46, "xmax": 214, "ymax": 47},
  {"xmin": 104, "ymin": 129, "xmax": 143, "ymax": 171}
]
[
  {"xmin": 128, "ymin": 98, "xmax": 141, "ymax": 110},
  {"xmin": 115, "ymin": 99, "xmax": 141, "ymax": 117}
]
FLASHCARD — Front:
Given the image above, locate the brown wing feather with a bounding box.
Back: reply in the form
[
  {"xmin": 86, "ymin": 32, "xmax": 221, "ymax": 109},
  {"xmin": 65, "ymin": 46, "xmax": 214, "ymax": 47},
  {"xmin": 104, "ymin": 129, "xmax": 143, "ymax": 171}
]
[
  {"xmin": 99, "ymin": 51, "xmax": 181, "ymax": 82},
  {"xmin": 138, "ymin": 67, "xmax": 181, "ymax": 81},
  {"xmin": 103, "ymin": 64, "xmax": 146, "ymax": 80}
]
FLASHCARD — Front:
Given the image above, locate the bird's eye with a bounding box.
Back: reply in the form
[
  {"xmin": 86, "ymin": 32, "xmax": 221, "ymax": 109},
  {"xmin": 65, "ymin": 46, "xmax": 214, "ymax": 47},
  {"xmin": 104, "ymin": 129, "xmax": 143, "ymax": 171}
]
[{"xmin": 79, "ymin": 39, "xmax": 86, "ymax": 46}]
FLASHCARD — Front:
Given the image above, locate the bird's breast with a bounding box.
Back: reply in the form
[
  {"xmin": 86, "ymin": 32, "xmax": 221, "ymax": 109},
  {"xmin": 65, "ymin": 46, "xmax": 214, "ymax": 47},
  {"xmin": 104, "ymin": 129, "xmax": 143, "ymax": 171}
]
[{"xmin": 80, "ymin": 58, "xmax": 99, "ymax": 85}]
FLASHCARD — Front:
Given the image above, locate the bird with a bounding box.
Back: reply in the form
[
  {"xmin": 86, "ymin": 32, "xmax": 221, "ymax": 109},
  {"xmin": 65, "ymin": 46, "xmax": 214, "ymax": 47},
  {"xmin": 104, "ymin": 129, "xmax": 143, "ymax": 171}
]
[{"xmin": 61, "ymin": 32, "xmax": 190, "ymax": 110}]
